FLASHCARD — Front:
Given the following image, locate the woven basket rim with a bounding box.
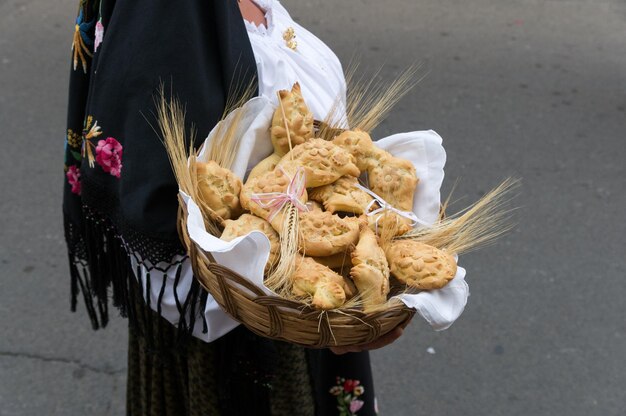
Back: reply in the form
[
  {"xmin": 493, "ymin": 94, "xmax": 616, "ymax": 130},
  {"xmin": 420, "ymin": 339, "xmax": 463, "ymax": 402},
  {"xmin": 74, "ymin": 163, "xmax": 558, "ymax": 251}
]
[{"xmin": 177, "ymin": 194, "xmax": 416, "ymax": 347}]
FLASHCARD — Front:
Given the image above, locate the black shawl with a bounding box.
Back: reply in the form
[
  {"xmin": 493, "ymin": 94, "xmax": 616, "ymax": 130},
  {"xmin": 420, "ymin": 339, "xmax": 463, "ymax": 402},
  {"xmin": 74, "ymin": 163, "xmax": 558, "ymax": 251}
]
[{"xmin": 63, "ymin": 0, "xmax": 257, "ymax": 331}]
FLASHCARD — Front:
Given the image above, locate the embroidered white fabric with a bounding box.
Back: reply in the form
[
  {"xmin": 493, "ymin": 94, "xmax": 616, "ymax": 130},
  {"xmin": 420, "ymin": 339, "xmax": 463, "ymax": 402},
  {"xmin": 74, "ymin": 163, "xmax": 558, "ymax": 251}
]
[
  {"xmin": 132, "ymin": 0, "xmax": 469, "ymax": 342},
  {"xmin": 244, "ymin": 0, "xmax": 347, "ymax": 121}
]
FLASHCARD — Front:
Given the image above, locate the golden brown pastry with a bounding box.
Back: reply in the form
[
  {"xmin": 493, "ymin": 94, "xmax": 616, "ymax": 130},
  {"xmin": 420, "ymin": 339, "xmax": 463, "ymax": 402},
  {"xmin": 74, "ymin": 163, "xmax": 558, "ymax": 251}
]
[
  {"xmin": 367, "ymin": 210, "xmax": 413, "ymax": 237},
  {"xmin": 246, "ymin": 153, "xmax": 281, "ymax": 184},
  {"xmin": 195, "ymin": 160, "xmax": 243, "ymax": 220},
  {"xmin": 341, "ymin": 274, "xmax": 358, "ymax": 300},
  {"xmin": 350, "ymin": 222, "xmax": 390, "ymax": 312},
  {"xmin": 311, "ymin": 250, "xmax": 353, "ymax": 270},
  {"xmin": 386, "ymin": 240, "xmax": 457, "ymax": 290},
  {"xmin": 332, "ymin": 129, "xmax": 377, "ymax": 171},
  {"xmin": 299, "ymin": 210, "xmax": 360, "ymax": 257},
  {"xmin": 221, "ymin": 214, "xmax": 280, "ymax": 272},
  {"xmin": 240, "ymin": 168, "xmax": 308, "ymax": 233},
  {"xmin": 291, "ymin": 256, "xmax": 347, "ymax": 309},
  {"xmin": 270, "ymin": 83, "xmax": 314, "ymax": 156},
  {"xmin": 304, "ymin": 200, "xmax": 324, "ymax": 213},
  {"xmin": 279, "ymin": 138, "xmax": 360, "ymax": 188},
  {"xmin": 312, "ymin": 251, "xmax": 355, "ymax": 297},
  {"xmin": 309, "ymin": 176, "xmax": 373, "ymax": 214},
  {"xmin": 367, "ymin": 150, "xmax": 419, "ymax": 212}
]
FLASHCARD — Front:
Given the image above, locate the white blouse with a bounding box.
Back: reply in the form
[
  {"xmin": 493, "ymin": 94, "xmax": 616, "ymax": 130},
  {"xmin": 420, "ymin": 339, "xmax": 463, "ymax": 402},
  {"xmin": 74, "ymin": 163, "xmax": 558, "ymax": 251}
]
[
  {"xmin": 133, "ymin": 0, "xmax": 347, "ymax": 342},
  {"xmin": 133, "ymin": 0, "xmax": 469, "ymax": 341},
  {"xmin": 244, "ymin": 0, "xmax": 346, "ymax": 121}
]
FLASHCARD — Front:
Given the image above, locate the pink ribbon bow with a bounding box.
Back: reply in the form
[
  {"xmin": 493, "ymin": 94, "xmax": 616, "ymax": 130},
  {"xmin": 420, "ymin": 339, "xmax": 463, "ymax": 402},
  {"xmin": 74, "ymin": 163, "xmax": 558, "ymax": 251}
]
[{"xmin": 250, "ymin": 167, "xmax": 309, "ymax": 222}]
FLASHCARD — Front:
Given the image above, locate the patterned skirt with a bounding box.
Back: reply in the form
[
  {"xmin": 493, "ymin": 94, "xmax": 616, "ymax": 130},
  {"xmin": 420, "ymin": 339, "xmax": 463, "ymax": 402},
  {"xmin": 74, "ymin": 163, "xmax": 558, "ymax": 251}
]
[{"xmin": 126, "ymin": 288, "xmax": 377, "ymax": 416}]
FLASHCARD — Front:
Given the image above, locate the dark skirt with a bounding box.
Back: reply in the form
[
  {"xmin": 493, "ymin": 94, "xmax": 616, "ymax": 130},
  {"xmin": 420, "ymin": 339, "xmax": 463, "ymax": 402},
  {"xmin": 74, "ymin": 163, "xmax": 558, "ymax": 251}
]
[{"xmin": 126, "ymin": 288, "xmax": 377, "ymax": 416}]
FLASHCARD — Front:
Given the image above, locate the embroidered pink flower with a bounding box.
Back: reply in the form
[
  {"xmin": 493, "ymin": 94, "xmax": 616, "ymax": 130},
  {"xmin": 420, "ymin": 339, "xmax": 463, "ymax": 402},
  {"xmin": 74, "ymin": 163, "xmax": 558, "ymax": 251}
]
[
  {"xmin": 95, "ymin": 137, "xmax": 123, "ymax": 178},
  {"xmin": 349, "ymin": 399, "xmax": 364, "ymax": 414},
  {"xmin": 66, "ymin": 165, "xmax": 81, "ymax": 195},
  {"xmin": 94, "ymin": 19, "xmax": 104, "ymax": 52}
]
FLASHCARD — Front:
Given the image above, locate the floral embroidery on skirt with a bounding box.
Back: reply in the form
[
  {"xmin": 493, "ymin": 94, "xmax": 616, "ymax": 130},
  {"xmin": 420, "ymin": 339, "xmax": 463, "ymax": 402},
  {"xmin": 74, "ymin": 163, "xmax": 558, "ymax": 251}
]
[{"xmin": 330, "ymin": 377, "xmax": 366, "ymax": 416}]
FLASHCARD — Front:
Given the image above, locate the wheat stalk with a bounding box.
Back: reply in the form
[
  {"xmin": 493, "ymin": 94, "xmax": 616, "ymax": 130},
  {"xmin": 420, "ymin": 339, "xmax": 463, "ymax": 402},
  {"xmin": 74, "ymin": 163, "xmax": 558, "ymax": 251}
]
[
  {"xmin": 155, "ymin": 87, "xmax": 223, "ymax": 235},
  {"xmin": 204, "ymin": 82, "xmax": 257, "ymax": 170},
  {"xmin": 319, "ymin": 64, "xmax": 426, "ymax": 139},
  {"xmin": 398, "ymin": 178, "xmax": 520, "ymax": 255},
  {"xmin": 265, "ymin": 204, "xmax": 300, "ymax": 294}
]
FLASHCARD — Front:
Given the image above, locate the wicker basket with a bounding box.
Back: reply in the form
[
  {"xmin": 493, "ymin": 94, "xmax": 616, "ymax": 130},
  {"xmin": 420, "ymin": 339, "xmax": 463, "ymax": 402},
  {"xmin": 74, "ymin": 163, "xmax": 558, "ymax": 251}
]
[{"xmin": 178, "ymin": 200, "xmax": 416, "ymax": 348}]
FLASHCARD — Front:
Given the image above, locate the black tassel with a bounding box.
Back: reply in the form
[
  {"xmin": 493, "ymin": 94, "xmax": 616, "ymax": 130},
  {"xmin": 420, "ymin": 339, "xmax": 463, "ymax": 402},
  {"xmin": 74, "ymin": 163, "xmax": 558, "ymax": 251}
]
[
  {"xmin": 156, "ymin": 273, "xmax": 167, "ymax": 319},
  {"xmin": 69, "ymin": 253, "xmax": 79, "ymax": 313},
  {"xmin": 172, "ymin": 263, "xmax": 192, "ymax": 344},
  {"xmin": 199, "ymin": 289, "xmax": 209, "ymax": 335},
  {"xmin": 109, "ymin": 231, "xmax": 128, "ymax": 317},
  {"xmin": 77, "ymin": 265, "xmax": 100, "ymax": 330},
  {"xmin": 186, "ymin": 279, "xmax": 201, "ymax": 338},
  {"xmin": 172, "ymin": 264, "xmax": 184, "ymax": 314},
  {"xmin": 145, "ymin": 271, "xmax": 154, "ymax": 351},
  {"xmin": 80, "ymin": 215, "xmax": 111, "ymax": 328},
  {"xmin": 126, "ymin": 263, "xmax": 138, "ymax": 331},
  {"xmin": 135, "ymin": 265, "xmax": 147, "ymax": 338}
]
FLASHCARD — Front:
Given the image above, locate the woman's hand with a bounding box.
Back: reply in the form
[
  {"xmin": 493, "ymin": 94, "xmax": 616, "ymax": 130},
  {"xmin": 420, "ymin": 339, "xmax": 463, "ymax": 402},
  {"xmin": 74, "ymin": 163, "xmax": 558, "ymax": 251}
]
[{"xmin": 329, "ymin": 324, "xmax": 407, "ymax": 355}]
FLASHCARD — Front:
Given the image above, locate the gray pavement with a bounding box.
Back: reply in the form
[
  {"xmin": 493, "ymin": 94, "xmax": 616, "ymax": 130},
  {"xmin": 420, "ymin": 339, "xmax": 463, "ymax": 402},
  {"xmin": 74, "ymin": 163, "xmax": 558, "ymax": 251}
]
[{"xmin": 1, "ymin": 0, "xmax": 625, "ymax": 415}]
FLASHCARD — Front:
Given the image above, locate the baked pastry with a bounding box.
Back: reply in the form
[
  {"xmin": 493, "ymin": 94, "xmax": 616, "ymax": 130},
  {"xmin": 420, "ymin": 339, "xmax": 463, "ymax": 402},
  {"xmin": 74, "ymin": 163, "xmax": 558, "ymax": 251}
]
[
  {"xmin": 367, "ymin": 210, "xmax": 413, "ymax": 236},
  {"xmin": 311, "ymin": 250, "xmax": 353, "ymax": 270},
  {"xmin": 195, "ymin": 160, "xmax": 243, "ymax": 220},
  {"xmin": 386, "ymin": 240, "xmax": 457, "ymax": 290},
  {"xmin": 367, "ymin": 151, "xmax": 418, "ymax": 212},
  {"xmin": 332, "ymin": 129, "xmax": 377, "ymax": 171},
  {"xmin": 291, "ymin": 256, "xmax": 347, "ymax": 309},
  {"xmin": 312, "ymin": 252, "xmax": 356, "ymax": 297},
  {"xmin": 246, "ymin": 153, "xmax": 281, "ymax": 184},
  {"xmin": 299, "ymin": 210, "xmax": 359, "ymax": 257},
  {"xmin": 305, "ymin": 255, "xmax": 357, "ymax": 299},
  {"xmin": 270, "ymin": 83, "xmax": 314, "ymax": 156},
  {"xmin": 350, "ymin": 222, "xmax": 390, "ymax": 311},
  {"xmin": 309, "ymin": 176, "xmax": 373, "ymax": 214},
  {"xmin": 221, "ymin": 214, "xmax": 280, "ymax": 272},
  {"xmin": 341, "ymin": 274, "xmax": 358, "ymax": 300},
  {"xmin": 305, "ymin": 200, "xmax": 324, "ymax": 213},
  {"xmin": 279, "ymin": 138, "xmax": 360, "ymax": 188},
  {"xmin": 240, "ymin": 168, "xmax": 308, "ymax": 233}
]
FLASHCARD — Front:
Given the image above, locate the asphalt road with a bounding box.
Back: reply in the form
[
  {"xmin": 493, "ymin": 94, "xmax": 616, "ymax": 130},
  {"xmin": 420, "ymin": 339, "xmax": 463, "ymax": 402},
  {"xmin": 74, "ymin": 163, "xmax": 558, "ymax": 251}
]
[{"xmin": 1, "ymin": 0, "xmax": 625, "ymax": 415}]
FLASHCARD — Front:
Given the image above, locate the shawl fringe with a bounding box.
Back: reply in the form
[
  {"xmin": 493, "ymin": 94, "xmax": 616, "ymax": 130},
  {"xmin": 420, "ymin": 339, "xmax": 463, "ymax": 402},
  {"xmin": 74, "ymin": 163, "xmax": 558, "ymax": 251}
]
[{"xmin": 64, "ymin": 206, "xmax": 207, "ymax": 344}]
